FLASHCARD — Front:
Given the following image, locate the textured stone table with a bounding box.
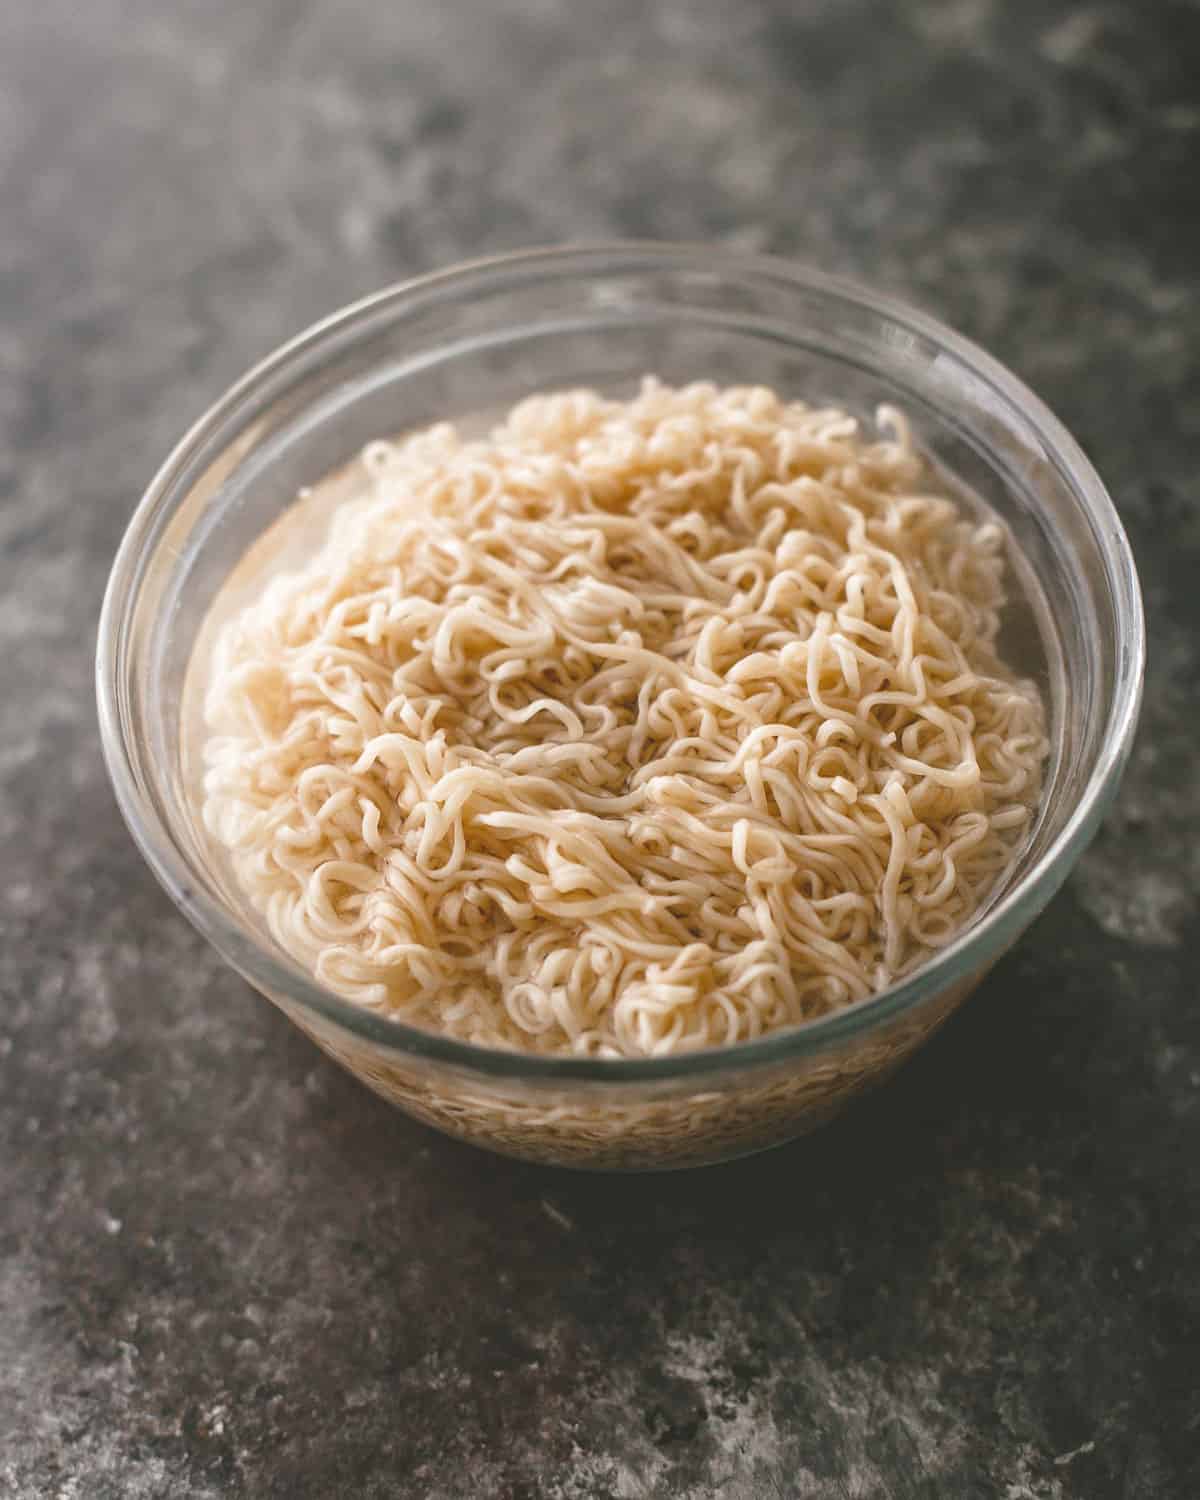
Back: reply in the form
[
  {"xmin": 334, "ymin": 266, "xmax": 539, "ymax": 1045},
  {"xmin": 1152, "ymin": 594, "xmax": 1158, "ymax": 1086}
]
[{"xmin": 2, "ymin": 2, "xmax": 1197, "ymax": 1496}]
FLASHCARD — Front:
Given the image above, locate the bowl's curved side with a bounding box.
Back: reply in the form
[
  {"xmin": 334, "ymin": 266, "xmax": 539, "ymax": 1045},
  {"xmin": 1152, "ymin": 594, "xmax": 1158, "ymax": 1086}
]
[
  {"xmin": 278, "ymin": 969, "xmax": 985, "ymax": 1170},
  {"xmin": 96, "ymin": 244, "xmax": 1145, "ymax": 1161}
]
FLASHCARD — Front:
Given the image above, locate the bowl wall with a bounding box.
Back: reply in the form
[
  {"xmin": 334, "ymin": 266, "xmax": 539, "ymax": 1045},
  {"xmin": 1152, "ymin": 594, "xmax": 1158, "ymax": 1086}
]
[{"xmin": 98, "ymin": 247, "xmax": 1143, "ymax": 1169}]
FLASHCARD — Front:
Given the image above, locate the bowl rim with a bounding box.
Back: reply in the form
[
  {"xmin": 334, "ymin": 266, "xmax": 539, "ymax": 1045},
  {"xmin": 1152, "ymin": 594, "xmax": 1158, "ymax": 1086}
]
[{"xmin": 96, "ymin": 241, "xmax": 1146, "ymax": 1083}]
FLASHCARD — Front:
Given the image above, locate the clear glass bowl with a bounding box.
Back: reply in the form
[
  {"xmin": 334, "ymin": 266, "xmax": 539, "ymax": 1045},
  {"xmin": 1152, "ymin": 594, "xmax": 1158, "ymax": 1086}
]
[{"xmin": 96, "ymin": 245, "xmax": 1144, "ymax": 1170}]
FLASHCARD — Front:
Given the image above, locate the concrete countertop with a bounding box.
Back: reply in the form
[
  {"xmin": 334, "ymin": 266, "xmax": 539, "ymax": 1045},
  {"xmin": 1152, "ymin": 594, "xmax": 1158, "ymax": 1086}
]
[{"xmin": 2, "ymin": 2, "xmax": 1197, "ymax": 1495}]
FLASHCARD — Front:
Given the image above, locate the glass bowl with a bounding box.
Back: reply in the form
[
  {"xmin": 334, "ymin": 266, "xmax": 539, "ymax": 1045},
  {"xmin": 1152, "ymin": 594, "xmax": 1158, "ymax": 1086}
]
[{"xmin": 96, "ymin": 245, "xmax": 1144, "ymax": 1170}]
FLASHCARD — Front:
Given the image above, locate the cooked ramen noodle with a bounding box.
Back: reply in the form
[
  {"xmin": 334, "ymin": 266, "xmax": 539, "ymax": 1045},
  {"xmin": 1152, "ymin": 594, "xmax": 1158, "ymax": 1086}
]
[{"xmin": 201, "ymin": 380, "xmax": 1048, "ymax": 1058}]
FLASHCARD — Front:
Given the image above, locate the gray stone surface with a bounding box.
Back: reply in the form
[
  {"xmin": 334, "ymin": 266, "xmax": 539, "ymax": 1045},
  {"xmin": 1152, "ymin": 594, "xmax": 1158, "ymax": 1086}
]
[{"xmin": 2, "ymin": 0, "xmax": 1197, "ymax": 1495}]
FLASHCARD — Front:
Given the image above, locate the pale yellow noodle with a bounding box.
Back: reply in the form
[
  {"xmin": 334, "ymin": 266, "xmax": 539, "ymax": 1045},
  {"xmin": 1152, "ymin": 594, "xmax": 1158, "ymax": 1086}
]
[{"xmin": 201, "ymin": 380, "xmax": 1048, "ymax": 1059}]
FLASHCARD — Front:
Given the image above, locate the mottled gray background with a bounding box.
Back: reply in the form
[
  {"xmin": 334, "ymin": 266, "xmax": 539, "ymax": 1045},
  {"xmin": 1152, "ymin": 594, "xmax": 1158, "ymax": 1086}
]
[{"xmin": 2, "ymin": 1, "xmax": 1198, "ymax": 1496}]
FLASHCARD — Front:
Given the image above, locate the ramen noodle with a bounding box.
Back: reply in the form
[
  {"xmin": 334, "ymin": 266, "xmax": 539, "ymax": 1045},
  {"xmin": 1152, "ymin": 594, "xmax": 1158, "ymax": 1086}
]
[{"xmin": 201, "ymin": 380, "xmax": 1047, "ymax": 1061}]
